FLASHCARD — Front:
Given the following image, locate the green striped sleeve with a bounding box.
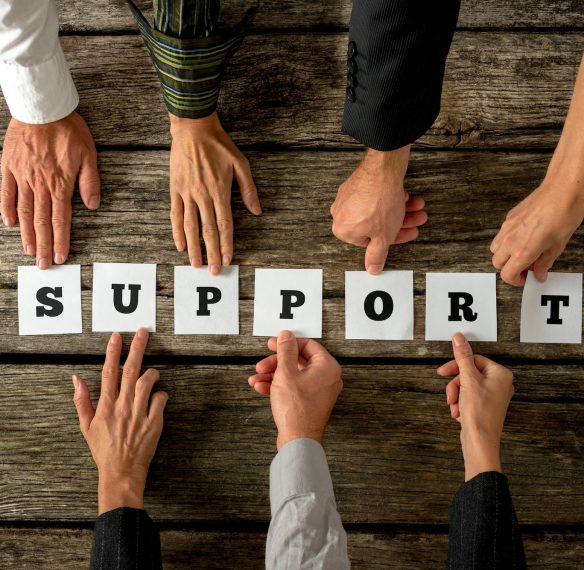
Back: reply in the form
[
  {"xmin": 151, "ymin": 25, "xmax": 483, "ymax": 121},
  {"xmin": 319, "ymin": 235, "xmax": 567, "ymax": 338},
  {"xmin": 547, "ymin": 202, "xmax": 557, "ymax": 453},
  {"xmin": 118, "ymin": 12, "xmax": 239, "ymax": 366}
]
[{"xmin": 127, "ymin": 0, "xmax": 256, "ymax": 119}]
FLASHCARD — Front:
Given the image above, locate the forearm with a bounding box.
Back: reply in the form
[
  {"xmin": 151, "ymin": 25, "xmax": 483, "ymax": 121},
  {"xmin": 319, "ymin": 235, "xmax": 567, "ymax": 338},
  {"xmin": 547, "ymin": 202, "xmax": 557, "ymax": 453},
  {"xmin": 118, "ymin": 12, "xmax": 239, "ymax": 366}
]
[
  {"xmin": 90, "ymin": 507, "xmax": 162, "ymax": 570},
  {"xmin": 267, "ymin": 439, "xmax": 350, "ymax": 570},
  {"xmin": 448, "ymin": 472, "xmax": 526, "ymax": 570},
  {"xmin": 343, "ymin": 0, "xmax": 461, "ymax": 150},
  {"xmin": 0, "ymin": 0, "xmax": 78, "ymax": 123}
]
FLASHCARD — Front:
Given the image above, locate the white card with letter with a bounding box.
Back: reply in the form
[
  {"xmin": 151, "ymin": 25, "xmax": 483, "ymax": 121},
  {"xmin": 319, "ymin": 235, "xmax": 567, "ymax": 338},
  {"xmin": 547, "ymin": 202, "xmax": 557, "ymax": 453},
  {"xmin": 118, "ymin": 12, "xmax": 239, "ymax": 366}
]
[
  {"xmin": 520, "ymin": 271, "xmax": 582, "ymax": 344},
  {"xmin": 425, "ymin": 273, "xmax": 497, "ymax": 341},
  {"xmin": 18, "ymin": 265, "xmax": 82, "ymax": 335},
  {"xmin": 345, "ymin": 270, "xmax": 414, "ymax": 340},
  {"xmin": 92, "ymin": 263, "xmax": 157, "ymax": 332},
  {"xmin": 174, "ymin": 265, "xmax": 239, "ymax": 334},
  {"xmin": 253, "ymin": 268, "xmax": 323, "ymax": 337}
]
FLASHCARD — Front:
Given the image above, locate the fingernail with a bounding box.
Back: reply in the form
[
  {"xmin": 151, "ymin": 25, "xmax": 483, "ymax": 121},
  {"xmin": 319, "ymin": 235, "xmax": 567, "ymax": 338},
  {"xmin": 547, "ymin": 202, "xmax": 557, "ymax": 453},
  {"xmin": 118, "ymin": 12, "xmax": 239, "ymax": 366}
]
[
  {"xmin": 2, "ymin": 215, "xmax": 13, "ymax": 226},
  {"xmin": 452, "ymin": 332, "xmax": 466, "ymax": 347},
  {"xmin": 89, "ymin": 196, "xmax": 100, "ymax": 210},
  {"xmin": 54, "ymin": 253, "xmax": 66, "ymax": 265},
  {"xmin": 367, "ymin": 264, "xmax": 383, "ymax": 275},
  {"xmin": 25, "ymin": 244, "xmax": 34, "ymax": 256},
  {"xmin": 37, "ymin": 258, "xmax": 50, "ymax": 270},
  {"xmin": 137, "ymin": 328, "xmax": 148, "ymax": 339},
  {"xmin": 72, "ymin": 375, "xmax": 79, "ymax": 390},
  {"xmin": 278, "ymin": 330, "xmax": 293, "ymax": 342},
  {"xmin": 109, "ymin": 332, "xmax": 121, "ymax": 345},
  {"xmin": 210, "ymin": 264, "xmax": 220, "ymax": 276},
  {"xmin": 190, "ymin": 257, "xmax": 202, "ymax": 268},
  {"xmin": 175, "ymin": 240, "xmax": 185, "ymax": 252},
  {"xmin": 251, "ymin": 201, "xmax": 262, "ymax": 215},
  {"xmin": 222, "ymin": 254, "xmax": 231, "ymax": 267}
]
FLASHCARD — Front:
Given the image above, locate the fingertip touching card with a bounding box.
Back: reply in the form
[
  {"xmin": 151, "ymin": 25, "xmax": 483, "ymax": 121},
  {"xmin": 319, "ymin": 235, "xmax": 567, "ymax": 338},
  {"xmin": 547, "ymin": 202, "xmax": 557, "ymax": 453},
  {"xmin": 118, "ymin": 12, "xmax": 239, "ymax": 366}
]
[
  {"xmin": 92, "ymin": 263, "xmax": 157, "ymax": 332},
  {"xmin": 174, "ymin": 265, "xmax": 239, "ymax": 335},
  {"xmin": 18, "ymin": 265, "xmax": 82, "ymax": 335},
  {"xmin": 425, "ymin": 272, "xmax": 497, "ymax": 341},
  {"xmin": 253, "ymin": 268, "xmax": 323, "ymax": 337},
  {"xmin": 520, "ymin": 271, "xmax": 582, "ymax": 344},
  {"xmin": 345, "ymin": 270, "xmax": 414, "ymax": 340}
]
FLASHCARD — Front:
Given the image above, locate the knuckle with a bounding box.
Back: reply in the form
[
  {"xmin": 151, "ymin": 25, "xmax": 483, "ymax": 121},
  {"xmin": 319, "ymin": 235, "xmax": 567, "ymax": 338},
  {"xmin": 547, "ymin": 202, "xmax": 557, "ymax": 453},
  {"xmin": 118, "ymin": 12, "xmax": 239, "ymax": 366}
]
[
  {"xmin": 123, "ymin": 365, "xmax": 139, "ymax": 380},
  {"xmin": 34, "ymin": 215, "xmax": 51, "ymax": 228},
  {"xmin": 201, "ymin": 224, "xmax": 218, "ymax": 238},
  {"xmin": 215, "ymin": 218, "xmax": 233, "ymax": 233},
  {"xmin": 18, "ymin": 204, "xmax": 33, "ymax": 217}
]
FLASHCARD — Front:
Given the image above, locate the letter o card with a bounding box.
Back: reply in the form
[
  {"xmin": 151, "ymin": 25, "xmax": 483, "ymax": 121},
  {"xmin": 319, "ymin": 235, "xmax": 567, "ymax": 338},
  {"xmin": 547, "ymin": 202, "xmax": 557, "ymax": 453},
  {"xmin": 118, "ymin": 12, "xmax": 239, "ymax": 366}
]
[
  {"xmin": 174, "ymin": 265, "xmax": 239, "ymax": 335},
  {"xmin": 425, "ymin": 273, "xmax": 497, "ymax": 341},
  {"xmin": 345, "ymin": 271, "xmax": 413, "ymax": 340},
  {"xmin": 18, "ymin": 265, "xmax": 82, "ymax": 335},
  {"xmin": 520, "ymin": 271, "xmax": 582, "ymax": 344},
  {"xmin": 253, "ymin": 268, "xmax": 322, "ymax": 337},
  {"xmin": 92, "ymin": 263, "xmax": 156, "ymax": 332}
]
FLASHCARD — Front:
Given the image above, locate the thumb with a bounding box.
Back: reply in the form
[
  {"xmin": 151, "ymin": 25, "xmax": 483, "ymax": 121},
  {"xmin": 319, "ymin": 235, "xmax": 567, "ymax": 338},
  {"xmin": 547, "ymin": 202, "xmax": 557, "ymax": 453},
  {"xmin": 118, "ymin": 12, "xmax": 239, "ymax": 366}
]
[
  {"xmin": 234, "ymin": 156, "xmax": 262, "ymax": 215},
  {"xmin": 72, "ymin": 375, "xmax": 95, "ymax": 435},
  {"xmin": 79, "ymin": 149, "xmax": 101, "ymax": 210},
  {"xmin": 276, "ymin": 330, "xmax": 299, "ymax": 376},
  {"xmin": 451, "ymin": 333, "xmax": 478, "ymax": 378},
  {"xmin": 364, "ymin": 237, "xmax": 389, "ymax": 275}
]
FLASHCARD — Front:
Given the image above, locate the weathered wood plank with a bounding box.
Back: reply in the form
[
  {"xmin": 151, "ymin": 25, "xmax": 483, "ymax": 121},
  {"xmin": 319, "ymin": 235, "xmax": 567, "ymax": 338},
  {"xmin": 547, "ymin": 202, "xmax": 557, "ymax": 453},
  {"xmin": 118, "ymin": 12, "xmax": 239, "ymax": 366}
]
[
  {"xmin": 55, "ymin": 0, "xmax": 584, "ymax": 32},
  {"xmin": 0, "ymin": 151, "xmax": 581, "ymax": 357},
  {"xmin": 0, "ymin": 33, "xmax": 582, "ymax": 149},
  {"xmin": 1, "ymin": 527, "xmax": 583, "ymax": 569},
  {"xmin": 0, "ymin": 365, "xmax": 582, "ymax": 523}
]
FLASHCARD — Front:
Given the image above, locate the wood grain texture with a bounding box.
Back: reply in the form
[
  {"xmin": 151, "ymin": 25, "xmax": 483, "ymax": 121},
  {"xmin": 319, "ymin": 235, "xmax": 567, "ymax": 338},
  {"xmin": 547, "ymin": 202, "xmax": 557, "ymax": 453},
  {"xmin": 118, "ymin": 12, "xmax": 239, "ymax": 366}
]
[
  {"xmin": 0, "ymin": 151, "xmax": 581, "ymax": 357},
  {"xmin": 1, "ymin": 527, "xmax": 583, "ymax": 569},
  {"xmin": 0, "ymin": 365, "xmax": 582, "ymax": 524},
  {"xmin": 0, "ymin": 33, "xmax": 582, "ymax": 149},
  {"xmin": 54, "ymin": 0, "xmax": 584, "ymax": 32}
]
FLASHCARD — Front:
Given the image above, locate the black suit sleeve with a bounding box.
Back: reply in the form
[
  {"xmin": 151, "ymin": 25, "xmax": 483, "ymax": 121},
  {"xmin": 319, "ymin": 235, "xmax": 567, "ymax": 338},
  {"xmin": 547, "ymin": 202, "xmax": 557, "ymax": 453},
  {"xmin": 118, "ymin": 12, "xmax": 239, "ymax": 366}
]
[
  {"xmin": 342, "ymin": 0, "xmax": 461, "ymax": 151},
  {"xmin": 448, "ymin": 472, "xmax": 526, "ymax": 570},
  {"xmin": 90, "ymin": 507, "xmax": 162, "ymax": 570}
]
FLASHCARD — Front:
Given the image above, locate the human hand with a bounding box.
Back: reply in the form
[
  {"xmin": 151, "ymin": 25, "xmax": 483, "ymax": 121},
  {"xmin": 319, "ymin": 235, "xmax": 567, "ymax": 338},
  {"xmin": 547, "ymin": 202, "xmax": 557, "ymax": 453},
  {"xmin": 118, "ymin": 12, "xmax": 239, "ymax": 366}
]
[
  {"xmin": 330, "ymin": 145, "xmax": 427, "ymax": 275},
  {"xmin": 72, "ymin": 328, "xmax": 168, "ymax": 514},
  {"xmin": 437, "ymin": 332, "xmax": 515, "ymax": 481},
  {"xmin": 490, "ymin": 175, "xmax": 584, "ymax": 286},
  {"xmin": 1, "ymin": 112, "xmax": 100, "ymax": 269},
  {"xmin": 169, "ymin": 112, "xmax": 261, "ymax": 275},
  {"xmin": 248, "ymin": 330, "xmax": 343, "ymax": 450}
]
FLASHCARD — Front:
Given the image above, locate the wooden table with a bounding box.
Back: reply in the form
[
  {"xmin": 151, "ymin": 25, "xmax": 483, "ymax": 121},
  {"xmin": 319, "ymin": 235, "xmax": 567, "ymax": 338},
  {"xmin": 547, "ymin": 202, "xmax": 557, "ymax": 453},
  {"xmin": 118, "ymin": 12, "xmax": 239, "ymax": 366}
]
[{"xmin": 1, "ymin": 1, "xmax": 583, "ymax": 567}]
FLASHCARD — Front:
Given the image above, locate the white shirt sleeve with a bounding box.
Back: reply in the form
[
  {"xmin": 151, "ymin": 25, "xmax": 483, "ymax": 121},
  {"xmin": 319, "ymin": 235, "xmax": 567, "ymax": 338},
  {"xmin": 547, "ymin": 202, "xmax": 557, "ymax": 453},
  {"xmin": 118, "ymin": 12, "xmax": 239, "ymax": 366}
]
[
  {"xmin": 267, "ymin": 438, "xmax": 351, "ymax": 570},
  {"xmin": 0, "ymin": 0, "xmax": 78, "ymax": 124}
]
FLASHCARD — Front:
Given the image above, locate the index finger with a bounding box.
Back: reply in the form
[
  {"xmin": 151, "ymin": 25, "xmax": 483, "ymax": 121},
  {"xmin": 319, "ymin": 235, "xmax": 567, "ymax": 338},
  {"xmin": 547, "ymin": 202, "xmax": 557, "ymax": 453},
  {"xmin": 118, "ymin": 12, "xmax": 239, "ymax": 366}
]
[
  {"xmin": 120, "ymin": 328, "xmax": 150, "ymax": 401},
  {"xmin": 52, "ymin": 189, "xmax": 72, "ymax": 264},
  {"xmin": 500, "ymin": 251, "xmax": 539, "ymax": 287}
]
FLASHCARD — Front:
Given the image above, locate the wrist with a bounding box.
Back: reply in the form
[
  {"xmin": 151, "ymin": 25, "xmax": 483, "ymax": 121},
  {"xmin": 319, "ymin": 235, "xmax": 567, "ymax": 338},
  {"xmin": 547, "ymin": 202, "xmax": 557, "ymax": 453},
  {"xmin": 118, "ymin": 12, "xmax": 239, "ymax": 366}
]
[
  {"xmin": 461, "ymin": 430, "xmax": 502, "ymax": 482},
  {"xmin": 169, "ymin": 111, "xmax": 221, "ymax": 136},
  {"xmin": 277, "ymin": 430, "xmax": 324, "ymax": 451},
  {"xmin": 363, "ymin": 145, "xmax": 410, "ymax": 186},
  {"xmin": 97, "ymin": 472, "xmax": 146, "ymax": 515}
]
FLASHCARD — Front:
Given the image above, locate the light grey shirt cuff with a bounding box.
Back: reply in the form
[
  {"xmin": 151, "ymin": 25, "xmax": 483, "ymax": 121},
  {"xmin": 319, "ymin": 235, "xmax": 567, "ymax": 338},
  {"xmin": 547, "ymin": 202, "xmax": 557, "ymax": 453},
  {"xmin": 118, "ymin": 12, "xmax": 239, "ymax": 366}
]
[{"xmin": 270, "ymin": 438, "xmax": 335, "ymax": 518}]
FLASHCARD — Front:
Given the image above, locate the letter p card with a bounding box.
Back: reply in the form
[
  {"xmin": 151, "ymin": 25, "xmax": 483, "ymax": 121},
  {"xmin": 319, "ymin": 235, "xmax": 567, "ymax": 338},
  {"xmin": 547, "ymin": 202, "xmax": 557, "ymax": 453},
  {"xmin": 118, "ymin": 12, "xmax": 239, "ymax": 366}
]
[
  {"xmin": 253, "ymin": 268, "xmax": 322, "ymax": 337},
  {"xmin": 18, "ymin": 265, "xmax": 82, "ymax": 335}
]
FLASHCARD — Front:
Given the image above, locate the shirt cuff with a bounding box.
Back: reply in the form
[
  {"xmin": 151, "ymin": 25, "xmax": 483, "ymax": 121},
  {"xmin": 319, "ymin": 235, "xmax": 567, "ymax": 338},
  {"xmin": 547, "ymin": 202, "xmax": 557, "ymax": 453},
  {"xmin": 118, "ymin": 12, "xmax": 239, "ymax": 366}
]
[
  {"xmin": 0, "ymin": 44, "xmax": 78, "ymax": 124},
  {"xmin": 270, "ymin": 438, "xmax": 336, "ymax": 518},
  {"xmin": 127, "ymin": 0, "xmax": 256, "ymax": 119}
]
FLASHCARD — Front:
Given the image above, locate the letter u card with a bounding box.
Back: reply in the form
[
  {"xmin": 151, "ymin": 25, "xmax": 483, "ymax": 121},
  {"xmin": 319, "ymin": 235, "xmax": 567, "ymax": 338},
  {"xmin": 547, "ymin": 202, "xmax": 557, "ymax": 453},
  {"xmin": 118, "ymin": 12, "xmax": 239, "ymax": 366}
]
[
  {"xmin": 253, "ymin": 268, "xmax": 323, "ymax": 337},
  {"xmin": 92, "ymin": 263, "xmax": 157, "ymax": 332},
  {"xmin": 18, "ymin": 265, "xmax": 82, "ymax": 335}
]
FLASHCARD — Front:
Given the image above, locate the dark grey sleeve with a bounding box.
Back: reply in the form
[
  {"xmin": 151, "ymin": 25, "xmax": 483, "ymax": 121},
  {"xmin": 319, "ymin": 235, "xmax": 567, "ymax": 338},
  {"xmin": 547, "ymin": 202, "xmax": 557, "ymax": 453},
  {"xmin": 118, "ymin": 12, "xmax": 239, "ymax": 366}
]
[
  {"xmin": 448, "ymin": 472, "xmax": 526, "ymax": 570},
  {"xmin": 342, "ymin": 0, "xmax": 461, "ymax": 151},
  {"xmin": 90, "ymin": 507, "xmax": 162, "ymax": 570}
]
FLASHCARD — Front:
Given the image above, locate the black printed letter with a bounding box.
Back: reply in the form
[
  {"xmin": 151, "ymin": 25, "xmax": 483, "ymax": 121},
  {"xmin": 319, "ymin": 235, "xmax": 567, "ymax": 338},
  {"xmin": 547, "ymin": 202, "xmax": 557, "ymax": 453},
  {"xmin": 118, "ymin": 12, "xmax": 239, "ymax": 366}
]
[
  {"xmin": 541, "ymin": 295, "xmax": 569, "ymax": 325},
  {"xmin": 111, "ymin": 284, "xmax": 142, "ymax": 314},
  {"xmin": 364, "ymin": 291, "xmax": 394, "ymax": 321},
  {"xmin": 196, "ymin": 286, "xmax": 222, "ymax": 316},
  {"xmin": 448, "ymin": 292, "xmax": 478, "ymax": 322},
  {"xmin": 280, "ymin": 290, "xmax": 306, "ymax": 319},
  {"xmin": 36, "ymin": 287, "xmax": 64, "ymax": 317}
]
